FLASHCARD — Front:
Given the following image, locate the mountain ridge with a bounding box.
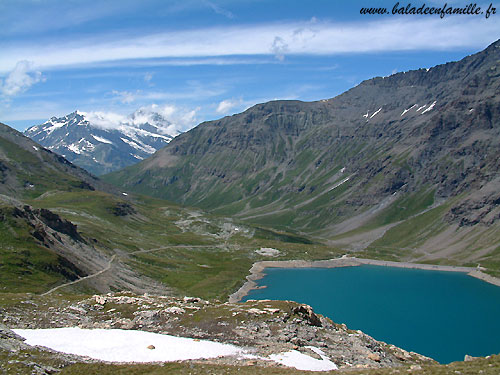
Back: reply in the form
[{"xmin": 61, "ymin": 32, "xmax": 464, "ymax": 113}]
[{"xmin": 104, "ymin": 40, "xmax": 500, "ymax": 270}]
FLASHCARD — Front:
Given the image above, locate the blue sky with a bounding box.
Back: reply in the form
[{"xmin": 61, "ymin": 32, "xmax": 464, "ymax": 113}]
[{"xmin": 1, "ymin": 0, "xmax": 499, "ymax": 132}]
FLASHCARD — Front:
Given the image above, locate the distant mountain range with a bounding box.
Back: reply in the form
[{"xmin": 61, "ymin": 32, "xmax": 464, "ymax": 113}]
[
  {"xmin": 24, "ymin": 109, "xmax": 175, "ymax": 175},
  {"xmin": 105, "ymin": 40, "xmax": 500, "ymax": 267}
]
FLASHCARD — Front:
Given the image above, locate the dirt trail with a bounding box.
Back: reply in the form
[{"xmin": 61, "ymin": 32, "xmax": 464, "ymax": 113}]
[
  {"xmin": 41, "ymin": 255, "xmax": 117, "ymax": 296},
  {"xmin": 41, "ymin": 243, "xmax": 258, "ymax": 296}
]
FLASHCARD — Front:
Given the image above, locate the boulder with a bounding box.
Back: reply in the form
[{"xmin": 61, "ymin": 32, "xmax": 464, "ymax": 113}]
[{"xmin": 292, "ymin": 304, "xmax": 322, "ymax": 327}]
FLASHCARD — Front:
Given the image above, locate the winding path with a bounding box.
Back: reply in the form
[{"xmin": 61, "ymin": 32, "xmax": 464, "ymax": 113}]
[
  {"xmin": 41, "ymin": 255, "xmax": 117, "ymax": 296},
  {"xmin": 41, "ymin": 243, "xmax": 256, "ymax": 295}
]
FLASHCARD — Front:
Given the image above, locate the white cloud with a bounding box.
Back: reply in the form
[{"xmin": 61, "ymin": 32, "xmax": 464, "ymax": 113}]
[
  {"xmin": 271, "ymin": 36, "xmax": 288, "ymax": 61},
  {"xmin": 155, "ymin": 103, "xmax": 175, "ymax": 118},
  {"xmin": 79, "ymin": 103, "xmax": 199, "ymax": 135},
  {"xmin": 0, "ymin": 18, "xmax": 497, "ymax": 72},
  {"xmin": 80, "ymin": 111, "xmax": 128, "ymax": 129},
  {"xmin": 112, "ymin": 90, "xmax": 137, "ymax": 104},
  {"xmin": 154, "ymin": 104, "xmax": 199, "ymax": 133},
  {"xmin": 179, "ymin": 108, "xmax": 198, "ymax": 128},
  {"xmin": 91, "ymin": 57, "xmax": 278, "ymax": 69},
  {"xmin": 203, "ymin": 0, "xmax": 234, "ymax": 19},
  {"xmin": 0, "ymin": 60, "xmax": 43, "ymax": 97},
  {"xmin": 216, "ymin": 98, "xmax": 243, "ymax": 114}
]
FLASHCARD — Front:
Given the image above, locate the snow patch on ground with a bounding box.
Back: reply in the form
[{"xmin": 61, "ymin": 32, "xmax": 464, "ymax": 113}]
[
  {"xmin": 256, "ymin": 248, "xmax": 281, "ymax": 257},
  {"xmin": 121, "ymin": 137, "xmax": 156, "ymax": 154},
  {"xmin": 13, "ymin": 328, "xmax": 244, "ymax": 363},
  {"xmin": 421, "ymin": 101, "xmax": 436, "ymax": 114},
  {"xmin": 42, "ymin": 120, "xmax": 66, "ymax": 135},
  {"xmin": 13, "ymin": 328, "xmax": 338, "ymax": 371},
  {"xmin": 67, "ymin": 143, "xmax": 81, "ymax": 154},
  {"xmin": 370, "ymin": 107, "xmax": 382, "ymax": 119},
  {"xmin": 122, "ymin": 126, "xmax": 172, "ymax": 141},
  {"xmin": 400, "ymin": 104, "xmax": 417, "ymax": 117},
  {"xmin": 269, "ymin": 347, "xmax": 338, "ymax": 371}
]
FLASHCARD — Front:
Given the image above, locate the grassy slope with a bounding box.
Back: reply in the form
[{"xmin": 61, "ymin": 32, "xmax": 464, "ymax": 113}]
[
  {"xmin": 0, "ymin": 128, "xmax": 102, "ymax": 200},
  {"xmin": 107, "ymin": 147, "xmax": 500, "ymax": 278},
  {"xmin": 19, "ymin": 190, "xmax": 342, "ymax": 299},
  {"xmin": 1, "ymin": 120, "xmax": 343, "ymax": 298},
  {"xmin": 0, "ymin": 131, "xmax": 107, "ymax": 293},
  {"xmin": 3, "ymin": 183, "xmax": 499, "ymax": 297},
  {"xmin": 0, "ymin": 205, "xmax": 85, "ymax": 293}
]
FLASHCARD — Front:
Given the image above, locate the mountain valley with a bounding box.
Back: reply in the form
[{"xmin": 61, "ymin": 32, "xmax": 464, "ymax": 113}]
[
  {"xmin": 1, "ymin": 40, "xmax": 499, "ymax": 375},
  {"xmin": 105, "ymin": 40, "xmax": 500, "ymax": 276}
]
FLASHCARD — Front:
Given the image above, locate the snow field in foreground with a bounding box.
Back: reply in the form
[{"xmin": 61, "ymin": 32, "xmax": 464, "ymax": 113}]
[
  {"xmin": 14, "ymin": 327, "xmax": 338, "ymax": 371},
  {"xmin": 14, "ymin": 328, "xmax": 242, "ymax": 362}
]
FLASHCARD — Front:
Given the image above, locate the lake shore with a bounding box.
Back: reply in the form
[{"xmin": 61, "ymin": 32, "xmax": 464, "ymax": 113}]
[{"xmin": 228, "ymin": 257, "xmax": 500, "ymax": 303}]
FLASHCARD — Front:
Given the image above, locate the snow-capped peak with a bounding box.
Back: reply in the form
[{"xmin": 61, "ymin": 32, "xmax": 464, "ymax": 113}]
[{"xmin": 24, "ymin": 109, "xmax": 178, "ymax": 176}]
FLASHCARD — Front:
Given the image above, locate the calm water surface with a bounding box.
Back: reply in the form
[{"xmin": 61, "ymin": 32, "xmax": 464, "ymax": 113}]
[{"xmin": 243, "ymin": 265, "xmax": 500, "ymax": 363}]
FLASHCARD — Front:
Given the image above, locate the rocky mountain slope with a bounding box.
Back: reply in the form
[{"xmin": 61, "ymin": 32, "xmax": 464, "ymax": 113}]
[
  {"xmin": 105, "ymin": 40, "xmax": 500, "ymax": 271},
  {"xmin": 0, "ymin": 122, "xmax": 109, "ymax": 198},
  {"xmin": 24, "ymin": 109, "xmax": 175, "ymax": 175}
]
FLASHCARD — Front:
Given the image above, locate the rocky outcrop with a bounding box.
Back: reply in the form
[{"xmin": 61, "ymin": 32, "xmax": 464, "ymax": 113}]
[
  {"xmin": 11, "ymin": 205, "xmax": 84, "ymax": 244},
  {"xmin": 291, "ymin": 304, "xmax": 322, "ymax": 327},
  {"xmin": 0, "ymin": 324, "xmax": 30, "ymax": 352},
  {"xmin": 36, "ymin": 208, "xmax": 83, "ymax": 242},
  {"xmin": 109, "ymin": 202, "xmax": 136, "ymax": 217},
  {"xmin": 445, "ymin": 188, "xmax": 500, "ymax": 226}
]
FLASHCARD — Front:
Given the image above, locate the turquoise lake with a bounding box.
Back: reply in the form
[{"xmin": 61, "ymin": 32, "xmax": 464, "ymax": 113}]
[{"xmin": 243, "ymin": 265, "xmax": 500, "ymax": 363}]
